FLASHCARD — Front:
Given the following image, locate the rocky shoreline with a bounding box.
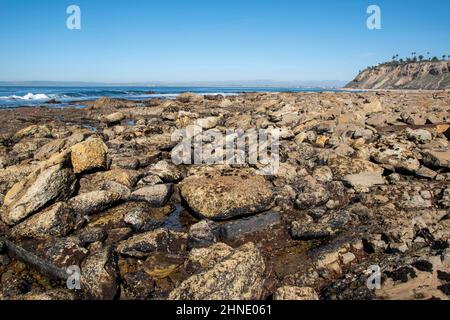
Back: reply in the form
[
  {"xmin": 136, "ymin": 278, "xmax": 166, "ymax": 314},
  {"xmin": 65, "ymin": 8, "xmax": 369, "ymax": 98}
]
[{"xmin": 0, "ymin": 91, "xmax": 449, "ymax": 300}]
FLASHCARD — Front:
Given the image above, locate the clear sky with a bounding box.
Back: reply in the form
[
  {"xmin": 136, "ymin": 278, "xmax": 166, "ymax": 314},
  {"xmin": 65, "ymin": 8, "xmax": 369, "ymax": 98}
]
[{"xmin": 0, "ymin": 0, "xmax": 449, "ymax": 83}]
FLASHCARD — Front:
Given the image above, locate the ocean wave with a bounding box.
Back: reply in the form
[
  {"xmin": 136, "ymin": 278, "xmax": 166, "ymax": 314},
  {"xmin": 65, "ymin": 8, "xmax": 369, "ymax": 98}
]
[{"xmin": 0, "ymin": 93, "xmax": 51, "ymax": 100}]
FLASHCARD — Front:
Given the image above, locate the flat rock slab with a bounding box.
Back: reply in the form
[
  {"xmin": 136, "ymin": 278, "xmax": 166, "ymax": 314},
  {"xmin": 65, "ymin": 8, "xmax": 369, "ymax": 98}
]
[
  {"xmin": 343, "ymin": 172, "xmax": 385, "ymax": 189},
  {"xmin": 180, "ymin": 171, "xmax": 274, "ymax": 220},
  {"xmin": 219, "ymin": 211, "xmax": 281, "ymax": 240}
]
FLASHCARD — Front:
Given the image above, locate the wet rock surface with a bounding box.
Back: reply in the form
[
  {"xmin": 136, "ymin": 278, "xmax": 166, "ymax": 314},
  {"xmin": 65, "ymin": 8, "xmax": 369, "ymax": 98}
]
[{"xmin": 0, "ymin": 91, "xmax": 449, "ymax": 300}]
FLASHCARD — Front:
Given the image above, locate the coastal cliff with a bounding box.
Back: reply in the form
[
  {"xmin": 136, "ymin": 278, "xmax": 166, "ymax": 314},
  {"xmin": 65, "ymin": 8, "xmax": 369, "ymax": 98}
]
[{"xmin": 346, "ymin": 61, "xmax": 450, "ymax": 90}]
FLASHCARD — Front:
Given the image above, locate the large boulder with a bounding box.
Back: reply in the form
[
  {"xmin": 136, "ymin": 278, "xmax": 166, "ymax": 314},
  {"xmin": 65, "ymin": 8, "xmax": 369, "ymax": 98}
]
[
  {"xmin": 71, "ymin": 138, "xmax": 108, "ymax": 174},
  {"xmin": 169, "ymin": 242, "xmax": 265, "ymax": 300},
  {"xmin": 1, "ymin": 152, "xmax": 75, "ymax": 226},
  {"xmin": 179, "ymin": 170, "xmax": 273, "ymax": 220}
]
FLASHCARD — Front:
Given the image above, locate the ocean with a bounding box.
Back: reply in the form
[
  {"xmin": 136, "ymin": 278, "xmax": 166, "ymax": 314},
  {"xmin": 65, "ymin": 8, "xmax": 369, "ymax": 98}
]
[{"xmin": 0, "ymin": 86, "xmax": 332, "ymax": 109}]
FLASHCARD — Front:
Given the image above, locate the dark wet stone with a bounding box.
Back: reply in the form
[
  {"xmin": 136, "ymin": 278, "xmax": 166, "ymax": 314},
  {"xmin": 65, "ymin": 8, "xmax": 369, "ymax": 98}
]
[
  {"xmin": 219, "ymin": 211, "xmax": 281, "ymax": 240},
  {"xmin": 39, "ymin": 237, "xmax": 88, "ymax": 268},
  {"xmin": 437, "ymin": 270, "xmax": 450, "ymax": 282},
  {"xmin": 187, "ymin": 220, "xmax": 221, "ymax": 249},
  {"xmin": 385, "ymin": 266, "xmax": 417, "ymax": 283},
  {"xmin": 77, "ymin": 227, "xmax": 107, "ymax": 247},
  {"xmin": 0, "ymin": 239, "xmax": 5, "ymax": 254},
  {"xmin": 411, "ymin": 260, "xmax": 433, "ymax": 273},
  {"xmin": 105, "ymin": 227, "xmax": 133, "ymax": 245},
  {"xmin": 290, "ymin": 222, "xmax": 331, "ymax": 240},
  {"xmin": 431, "ymin": 240, "xmax": 449, "ymax": 251},
  {"xmin": 121, "ymin": 271, "xmax": 155, "ymax": 300},
  {"xmin": 438, "ymin": 283, "xmax": 450, "ymax": 296}
]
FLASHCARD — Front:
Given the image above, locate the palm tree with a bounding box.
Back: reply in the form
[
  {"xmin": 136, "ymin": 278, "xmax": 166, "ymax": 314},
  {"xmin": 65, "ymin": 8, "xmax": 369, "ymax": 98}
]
[
  {"xmin": 442, "ymin": 55, "xmax": 447, "ymax": 61},
  {"xmin": 419, "ymin": 55, "xmax": 424, "ymax": 61}
]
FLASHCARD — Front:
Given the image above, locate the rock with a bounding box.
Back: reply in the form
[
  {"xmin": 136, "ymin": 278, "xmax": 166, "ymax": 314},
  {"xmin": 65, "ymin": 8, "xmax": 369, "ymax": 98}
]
[
  {"xmin": 80, "ymin": 169, "xmax": 142, "ymax": 190},
  {"xmin": 21, "ymin": 289, "xmax": 76, "ymax": 300},
  {"xmin": 219, "ymin": 211, "xmax": 281, "ymax": 240},
  {"xmin": 362, "ymin": 99, "xmax": 382, "ymax": 113},
  {"xmin": 371, "ymin": 140, "xmax": 421, "ymax": 173},
  {"xmin": 400, "ymin": 194, "xmax": 432, "ymax": 209},
  {"xmin": 337, "ymin": 112, "xmax": 365, "ymax": 126},
  {"xmin": 402, "ymin": 113, "xmax": 426, "ymax": 126},
  {"xmin": 169, "ymin": 242, "xmax": 265, "ymax": 300},
  {"xmin": 77, "ymin": 227, "xmax": 107, "ymax": 246},
  {"xmin": 440, "ymin": 188, "xmax": 450, "ymax": 208},
  {"xmin": 1, "ymin": 152, "xmax": 75, "ymax": 226},
  {"xmin": 406, "ymin": 128, "xmax": 432, "ymax": 143},
  {"xmin": 9, "ymin": 202, "xmax": 74, "ymax": 239},
  {"xmin": 123, "ymin": 204, "xmax": 172, "ymax": 232},
  {"xmin": 366, "ymin": 114, "xmax": 387, "ymax": 127},
  {"xmin": 100, "ymin": 112, "xmax": 125, "ymax": 126},
  {"xmin": 341, "ymin": 252, "xmax": 356, "ymax": 264},
  {"xmin": 343, "ymin": 172, "xmax": 385, "ymax": 190},
  {"xmin": 90, "ymin": 97, "xmax": 133, "ymax": 109},
  {"xmin": 328, "ymin": 156, "xmax": 384, "ymax": 180},
  {"xmin": 295, "ymin": 177, "xmax": 330, "ymax": 209},
  {"xmin": 110, "ymin": 156, "xmax": 139, "ymax": 170},
  {"xmin": 188, "ymin": 220, "xmax": 221, "ymax": 249},
  {"xmin": 146, "ymin": 161, "xmax": 183, "ymax": 182},
  {"xmin": 176, "ymin": 92, "xmax": 203, "ymax": 103},
  {"xmin": 121, "ymin": 271, "xmax": 155, "ymax": 300},
  {"xmin": 40, "ymin": 236, "xmax": 88, "ymax": 268},
  {"xmin": 312, "ymin": 166, "xmax": 333, "ymax": 183},
  {"xmin": 415, "ymin": 166, "xmax": 438, "ymax": 180},
  {"xmin": 100, "ymin": 181, "xmax": 131, "ymax": 200},
  {"xmin": 186, "ymin": 243, "xmax": 235, "ymax": 272},
  {"xmin": 137, "ymin": 174, "xmax": 163, "ymax": 186},
  {"xmin": 116, "ymin": 228, "xmax": 187, "ymax": 258},
  {"xmin": 130, "ymin": 184, "xmax": 173, "ymax": 207},
  {"xmin": 14, "ymin": 124, "xmax": 51, "ymax": 139},
  {"xmin": 376, "ymin": 269, "xmax": 448, "ymax": 300},
  {"xmin": 421, "ymin": 150, "xmax": 450, "ymax": 169},
  {"xmin": 71, "ymin": 138, "xmax": 108, "ymax": 174},
  {"xmin": 180, "ymin": 170, "xmax": 273, "ymax": 220},
  {"xmin": 142, "ymin": 252, "xmax": 184, "ymax": 279},
  {"xmin": 273, "ymin": 286, "xmax": 319, "ymax": 300},
  {"xmin": 68, "ymin": 191, "xmax": 122, "ymax": 216},
  {"xmin": 195, "ymin": 117, "xmax": 219, "ymax": 129},
  {"xmin": 290, "ymin": 220, "xmax": 331, "ymax": 240},
  {"xmin": 33, "ymin": 139, "xmax": 66, "ymax": 161},
  {"xmin": 81, "ymin": 245, "xmax": 118, "ymax": 300}
]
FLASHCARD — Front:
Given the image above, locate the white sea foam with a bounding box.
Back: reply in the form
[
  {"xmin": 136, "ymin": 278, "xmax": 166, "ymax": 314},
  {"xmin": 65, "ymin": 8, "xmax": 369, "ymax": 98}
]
[{"xmin": 0, "ymin": 93, "xmax": 51, "ymax": 100}]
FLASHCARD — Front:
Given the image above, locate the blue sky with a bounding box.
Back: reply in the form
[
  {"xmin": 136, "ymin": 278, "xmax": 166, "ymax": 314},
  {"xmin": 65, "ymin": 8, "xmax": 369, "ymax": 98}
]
[{"xmin": 0, "ymin": 0, "xmax": 449, "ymax": 83}]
